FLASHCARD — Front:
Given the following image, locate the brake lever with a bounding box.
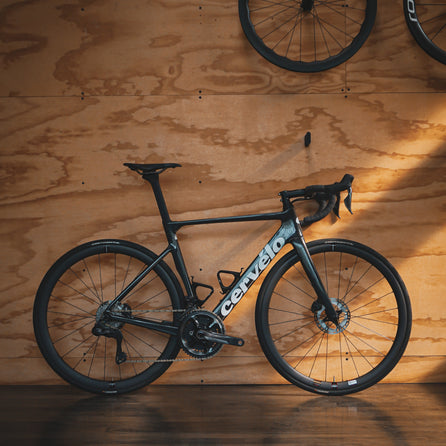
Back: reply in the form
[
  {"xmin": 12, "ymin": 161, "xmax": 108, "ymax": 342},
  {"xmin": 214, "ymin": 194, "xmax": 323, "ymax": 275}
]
[
  {"xmin": 333, "ymin": 193, "xmax": 341, "ymax": 219},
  {"xmin": 332, "ymin": 187, "xmax": 353, "ymax": 219},
  {"xmin": 344, "ymin": 187, "xmax": 353, "ymax": 214}
]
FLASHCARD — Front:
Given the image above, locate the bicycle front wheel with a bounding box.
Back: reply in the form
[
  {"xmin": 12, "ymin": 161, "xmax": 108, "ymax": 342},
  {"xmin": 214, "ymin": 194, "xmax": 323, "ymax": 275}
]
[
  {"xmin": 239, "ymin": 0, "xmax": 377, "ymax": 72},
  {"xmin": 33, "ymin": 240, "xmax": 184, "ymax": 394},
  {"xmin": 256, "ymin": 239, "xmax": 411, "ymax": 395},
  {"xmin": 404, "ymin": 0, "xmax": 446, "ymax": 64}
]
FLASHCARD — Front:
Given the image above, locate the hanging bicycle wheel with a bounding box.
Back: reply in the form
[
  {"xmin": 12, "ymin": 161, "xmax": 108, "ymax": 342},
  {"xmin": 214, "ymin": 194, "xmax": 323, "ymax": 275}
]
[
  {"xmin": 33, "ymin": 240, "xmax": 184, "ymax": 394},
  {"xmin": 239, "ymin": 0, "xmax": 377, "ymax": 72},
  {"xmin": 256, "ymin": 239, "xmax": 411, "ymax": 395},
  {"xmin": 404, "ymin": 0, "xmax": 446, "ymax": 64}
]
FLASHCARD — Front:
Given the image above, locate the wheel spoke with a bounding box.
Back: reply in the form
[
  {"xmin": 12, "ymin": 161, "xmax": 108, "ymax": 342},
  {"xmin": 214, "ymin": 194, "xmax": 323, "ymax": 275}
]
[
  {"xmin": 98, "ymin": 254, "xmax": 104, "ymax": 303},
  {"xmin": 87, "ymin": 337, "xmax": 100, "ymax": 377},
  {"xmin": 280, "ymin": 275, "xmax": 315, "ymax": 300},
  {"xmin": 269, "ymin": 315, "xmax": 313, "ymax": 326},
  {"xmin": 123, "ymin": 327, "xmax": 166, "ymax": 355},
  {"xmin": 47, "ymin": 304, "xmax": 94, "ymax": 318},
  {"xmin": 272, "ymin": 290, "xmax": 313, "ymax": 310},
  {"xmin": 349, "ymin": 290, "xmax": 394, "ymax": 313},
  {"xmin": 47, "ymin": 313, "xmax": 94, "ymax": 328},
  {"xmin": 278, "ymin": 321, "xmax": 321, "ymax": 353}
]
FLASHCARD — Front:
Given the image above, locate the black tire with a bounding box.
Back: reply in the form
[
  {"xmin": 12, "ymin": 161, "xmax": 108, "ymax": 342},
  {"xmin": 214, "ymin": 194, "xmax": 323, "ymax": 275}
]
[
  {"xmin": 404, "ymin": 0, "xmax": 446, "ymax": 64},
  {"xmin": 239, "ymin": 0, "xmax": 377, "ymax": 72},
  {"xmin": 33, "ymin": 240, "xmax": 184, "ymax": 394},
  {"xmin": 256, "ymin": 239, "xmax": 411, "ymax": 395}
]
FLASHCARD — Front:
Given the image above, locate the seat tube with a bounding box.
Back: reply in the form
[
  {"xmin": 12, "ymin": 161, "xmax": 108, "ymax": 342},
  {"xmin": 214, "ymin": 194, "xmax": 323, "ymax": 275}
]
[
  {"xmin": 145, "ymin": 173, "xmax": 195, "ymax": 302},
  {"xmin": 290, "ymin": 233, "xmax": 339, "ymax": 323},
  {"xmin": 171, "ymin": 239, "xmax": 195, "ymax": 301}
]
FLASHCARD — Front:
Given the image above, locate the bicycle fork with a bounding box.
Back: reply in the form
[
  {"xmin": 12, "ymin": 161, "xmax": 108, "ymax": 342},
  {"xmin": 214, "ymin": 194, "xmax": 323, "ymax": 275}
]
[{"xmin": 290, "ymin": 234, "xmax": 339, "ymax": 326}]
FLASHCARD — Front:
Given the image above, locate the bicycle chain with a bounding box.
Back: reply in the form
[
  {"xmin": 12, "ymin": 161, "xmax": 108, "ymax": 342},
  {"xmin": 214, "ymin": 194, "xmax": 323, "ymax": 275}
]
[{"xmin": 126, "ymin": 357, "xmax": 206, "ymax": 364}]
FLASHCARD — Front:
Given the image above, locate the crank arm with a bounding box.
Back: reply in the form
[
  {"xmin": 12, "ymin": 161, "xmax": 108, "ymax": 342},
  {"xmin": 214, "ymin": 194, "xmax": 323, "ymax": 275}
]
[{"xmin": 196, "ymin": 330, "xmax": 244, "ymax": 347}]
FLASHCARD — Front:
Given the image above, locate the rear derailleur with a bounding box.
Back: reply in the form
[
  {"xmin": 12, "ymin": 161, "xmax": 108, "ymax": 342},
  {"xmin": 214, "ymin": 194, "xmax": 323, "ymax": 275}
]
[
  {"xmin": 92, "ymin": 323, "xmax": 127, "ymax": 365},
  {"xmin": 92, "ymin": 301, "xmax": 131, "ymax": 365}
]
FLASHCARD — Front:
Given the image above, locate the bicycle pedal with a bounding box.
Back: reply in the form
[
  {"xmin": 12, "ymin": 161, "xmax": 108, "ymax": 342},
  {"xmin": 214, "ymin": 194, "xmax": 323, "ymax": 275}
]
[{"xmin": 196, "ymin": 330, "xmax": 244, "ymax": 347}]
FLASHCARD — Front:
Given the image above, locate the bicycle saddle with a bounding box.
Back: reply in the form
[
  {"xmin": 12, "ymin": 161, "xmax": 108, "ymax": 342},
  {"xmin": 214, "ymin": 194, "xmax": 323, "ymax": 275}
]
[{"xmin": 124, "ymin": 163, "xmax": 181, "ymax": 175}]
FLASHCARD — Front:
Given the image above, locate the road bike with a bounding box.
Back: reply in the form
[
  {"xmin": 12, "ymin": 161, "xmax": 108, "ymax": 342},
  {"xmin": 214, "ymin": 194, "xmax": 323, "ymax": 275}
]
[
  {"xmin": 33, "ymin": 164, "xmax": 412, "ymax": 395},
  {"xmin": 239, "ymin": 0, "xmax": 445, "ymax": 72}
]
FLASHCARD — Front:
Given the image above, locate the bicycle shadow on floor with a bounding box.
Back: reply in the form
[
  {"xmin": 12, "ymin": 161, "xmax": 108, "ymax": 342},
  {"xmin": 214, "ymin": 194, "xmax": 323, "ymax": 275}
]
[{"xmin": 33, "ymin": 386, "xmax": 412, "ymax": 446}]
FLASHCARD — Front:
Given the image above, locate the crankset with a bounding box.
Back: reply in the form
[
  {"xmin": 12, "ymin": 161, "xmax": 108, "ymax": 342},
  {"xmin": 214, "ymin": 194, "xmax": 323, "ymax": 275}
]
[{"xmin": 180, "ymin": 310, "xmax": 244, "ymax": 359}]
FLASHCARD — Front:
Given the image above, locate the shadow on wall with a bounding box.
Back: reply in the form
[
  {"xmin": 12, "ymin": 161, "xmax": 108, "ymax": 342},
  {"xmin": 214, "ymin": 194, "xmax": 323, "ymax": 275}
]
[
  {"xmin": 346, "ymin": 141, "xmax": 445, "ymax": 255},
  {"xmin": 28, "ymin": 387, "xmax": 415, "ymax": 444}
]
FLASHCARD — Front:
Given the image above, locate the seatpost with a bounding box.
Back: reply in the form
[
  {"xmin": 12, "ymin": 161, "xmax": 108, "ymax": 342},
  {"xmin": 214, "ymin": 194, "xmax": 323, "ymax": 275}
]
[{"xmin": 143, "ymin": 173, "xmax": 174, "ymax": 241}]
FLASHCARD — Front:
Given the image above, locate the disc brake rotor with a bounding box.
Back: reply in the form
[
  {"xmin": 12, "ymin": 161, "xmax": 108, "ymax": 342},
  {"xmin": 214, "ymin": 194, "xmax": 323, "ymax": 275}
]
[{"xmin": 314, "ymin": 298, "xmax": 351, "ymax": 334}]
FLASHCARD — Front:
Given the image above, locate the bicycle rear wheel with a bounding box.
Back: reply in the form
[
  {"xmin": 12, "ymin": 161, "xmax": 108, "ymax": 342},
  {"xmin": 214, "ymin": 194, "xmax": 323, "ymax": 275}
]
[
  {"xmin": 33, "ymin": 240, "xmax": 183, "ymax": 394},
  {"xmin": 256, "ymin": 239, "xmax": 411, "ymax": 395},
  {"xmin": 239, "ymin": 0, "xmax": 377, "ymax": 72},
  {"xmin": 404, "ymin": 0, "xmax": 446, "ymax": 64}
]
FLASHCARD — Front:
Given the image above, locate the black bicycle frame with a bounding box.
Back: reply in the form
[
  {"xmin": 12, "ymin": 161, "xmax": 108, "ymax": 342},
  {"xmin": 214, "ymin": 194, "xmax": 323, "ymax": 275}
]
[{"xmin": 105, "ymin": 173, "xmax": 337, "ymax": 333}]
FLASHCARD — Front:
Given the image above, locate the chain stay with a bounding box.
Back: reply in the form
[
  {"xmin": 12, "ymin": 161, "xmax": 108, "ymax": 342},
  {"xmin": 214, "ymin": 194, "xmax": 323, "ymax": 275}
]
[
  {"xmin": 127, "ymin": 356, "xmax": 207, "ymax": 364},
  {"xmin": 111, "ymin": 307, "xmax": 208, "ymax": 363},
  {"xmin": 113, "ymin": 309, "xmax": 186, "ymax": 313}
]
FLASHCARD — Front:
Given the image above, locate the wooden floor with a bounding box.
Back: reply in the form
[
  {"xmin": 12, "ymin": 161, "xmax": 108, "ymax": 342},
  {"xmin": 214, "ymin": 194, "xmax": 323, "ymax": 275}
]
[{"xmin": 1, "ymin": 384, "xmax": 445, "ymax": 445}]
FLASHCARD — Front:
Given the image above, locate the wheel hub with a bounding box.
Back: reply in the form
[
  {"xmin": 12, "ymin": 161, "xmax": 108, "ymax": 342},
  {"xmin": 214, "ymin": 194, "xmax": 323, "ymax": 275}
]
[
  {"xmin": 314, "ymin": 298, "xmax": 350, "ymax": 334},
  {"xmin": 301, "ymin": 0, "xmax": 314, "ymax": 12},
  {"xmin": 96, "ymin": 301, "xmax": 131, "ymax": 329}
]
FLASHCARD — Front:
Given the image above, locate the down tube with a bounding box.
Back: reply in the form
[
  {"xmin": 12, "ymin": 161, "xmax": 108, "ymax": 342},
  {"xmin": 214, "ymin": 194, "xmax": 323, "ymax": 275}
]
[{"xmin": 214, "ymin": 220, "xmax": 297, "ymax": 319}]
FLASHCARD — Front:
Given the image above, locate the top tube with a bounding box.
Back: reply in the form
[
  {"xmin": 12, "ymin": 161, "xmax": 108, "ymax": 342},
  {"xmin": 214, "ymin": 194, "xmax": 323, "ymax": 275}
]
[{"xmin": 168, "ymin": 208, "xmax": 294, "ymax": 234}]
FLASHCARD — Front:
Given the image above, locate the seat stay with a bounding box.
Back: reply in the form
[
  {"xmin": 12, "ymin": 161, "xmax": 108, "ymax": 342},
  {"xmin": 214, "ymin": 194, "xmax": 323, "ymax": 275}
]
[{"xmin": 105, "ymin": 244, "xmax": 175, "ymax": 311}]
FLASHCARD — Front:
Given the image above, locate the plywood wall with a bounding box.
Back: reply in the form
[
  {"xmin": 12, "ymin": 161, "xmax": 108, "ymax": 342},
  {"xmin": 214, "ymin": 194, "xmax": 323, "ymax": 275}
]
[{"xmin": 0, "ymin": 0, "xmax": 445, "ymax": 386}]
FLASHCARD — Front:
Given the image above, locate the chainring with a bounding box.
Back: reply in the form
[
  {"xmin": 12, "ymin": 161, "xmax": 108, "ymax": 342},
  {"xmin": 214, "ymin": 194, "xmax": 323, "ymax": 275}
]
[{"xmin": 180, "ymin": 310, "xmax": 225, "ymax": 359}]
